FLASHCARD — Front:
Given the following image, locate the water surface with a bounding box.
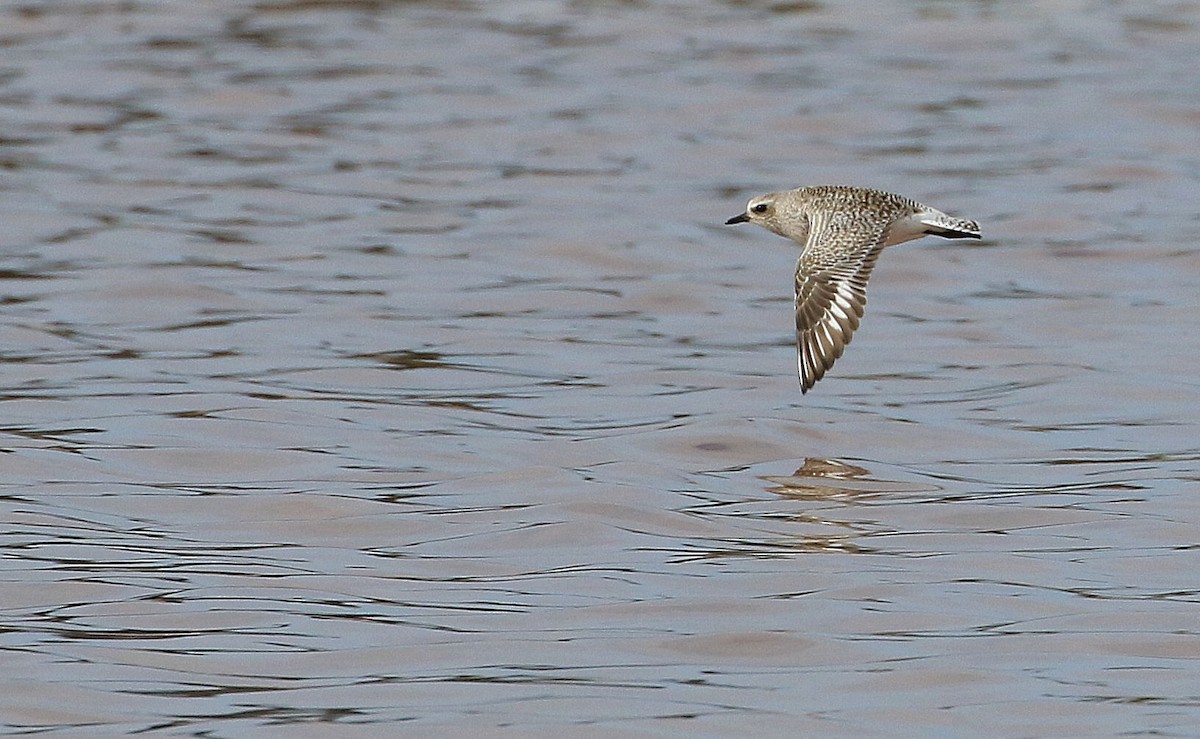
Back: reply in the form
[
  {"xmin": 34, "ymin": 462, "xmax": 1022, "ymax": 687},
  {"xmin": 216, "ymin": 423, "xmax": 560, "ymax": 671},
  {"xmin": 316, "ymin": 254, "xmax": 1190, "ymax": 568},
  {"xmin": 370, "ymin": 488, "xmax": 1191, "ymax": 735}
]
[{"xmin": 3, "ymin": 0, "xmax": 1200, "ymax": 735}]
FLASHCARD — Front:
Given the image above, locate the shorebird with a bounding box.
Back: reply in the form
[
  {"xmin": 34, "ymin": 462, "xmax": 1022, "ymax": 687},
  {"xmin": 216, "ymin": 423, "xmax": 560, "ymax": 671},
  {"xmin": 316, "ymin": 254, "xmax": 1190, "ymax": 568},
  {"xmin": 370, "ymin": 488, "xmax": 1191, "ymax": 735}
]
[{"xmin": 725, "ymin": 185, "xmax": 981, "ymax": 393}]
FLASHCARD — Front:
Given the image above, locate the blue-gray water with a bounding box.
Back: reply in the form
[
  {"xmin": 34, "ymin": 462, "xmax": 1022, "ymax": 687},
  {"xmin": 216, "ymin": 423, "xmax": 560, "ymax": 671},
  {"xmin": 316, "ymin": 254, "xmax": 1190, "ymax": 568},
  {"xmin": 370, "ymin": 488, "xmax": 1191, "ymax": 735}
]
[{"xmin": 3, "ymin": 1, "xmax": 1200, "ymax": 735}]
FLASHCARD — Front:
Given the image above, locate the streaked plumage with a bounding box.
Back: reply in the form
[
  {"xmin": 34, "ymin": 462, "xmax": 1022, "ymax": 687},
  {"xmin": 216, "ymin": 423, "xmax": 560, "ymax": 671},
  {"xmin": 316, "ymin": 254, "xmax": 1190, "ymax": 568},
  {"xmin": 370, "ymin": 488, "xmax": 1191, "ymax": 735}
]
[{"xmin": 725, "ymin": 185, "xmax": 981, "ymax": 393}]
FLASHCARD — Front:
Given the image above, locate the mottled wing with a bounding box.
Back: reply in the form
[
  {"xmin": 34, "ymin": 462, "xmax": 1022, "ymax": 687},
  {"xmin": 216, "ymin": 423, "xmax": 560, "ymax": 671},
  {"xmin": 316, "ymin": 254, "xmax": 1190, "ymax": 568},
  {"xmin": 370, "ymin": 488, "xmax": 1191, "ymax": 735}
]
[{"xmin": 794, "ymin": 212, "xmax": 889, "ymax": 393}]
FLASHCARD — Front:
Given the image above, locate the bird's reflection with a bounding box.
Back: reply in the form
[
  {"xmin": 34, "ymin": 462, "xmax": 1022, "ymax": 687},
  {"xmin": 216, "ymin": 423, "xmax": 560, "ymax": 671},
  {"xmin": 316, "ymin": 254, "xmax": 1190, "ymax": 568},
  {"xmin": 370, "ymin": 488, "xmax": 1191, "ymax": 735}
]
[
  {"xmin": 671, "ymin": 459, "xmax": 944, "ymax": 562},
  {"xmin": 671, "ymin": 458, "xmax": 941, "ymax": 562},
  {"xmin": 765, "ymin": 457, "xmax": 938, "ymax": 499}
]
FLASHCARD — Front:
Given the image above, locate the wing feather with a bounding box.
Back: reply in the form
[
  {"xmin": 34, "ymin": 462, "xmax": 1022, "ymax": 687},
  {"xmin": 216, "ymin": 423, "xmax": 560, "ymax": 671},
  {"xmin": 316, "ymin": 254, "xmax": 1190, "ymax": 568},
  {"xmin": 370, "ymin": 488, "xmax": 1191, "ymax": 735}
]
[{"xmin": 794, "ymin": 215, "xmax": 889, "ymax": 393}]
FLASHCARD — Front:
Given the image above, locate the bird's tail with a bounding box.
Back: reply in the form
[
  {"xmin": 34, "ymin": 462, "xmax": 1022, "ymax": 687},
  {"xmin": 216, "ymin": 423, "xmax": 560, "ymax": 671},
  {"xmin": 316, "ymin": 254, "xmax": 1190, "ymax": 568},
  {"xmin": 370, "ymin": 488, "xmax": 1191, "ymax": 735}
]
[{"xmin": 920, "ymin": 210, "xmax": 982, "ymax": 240}]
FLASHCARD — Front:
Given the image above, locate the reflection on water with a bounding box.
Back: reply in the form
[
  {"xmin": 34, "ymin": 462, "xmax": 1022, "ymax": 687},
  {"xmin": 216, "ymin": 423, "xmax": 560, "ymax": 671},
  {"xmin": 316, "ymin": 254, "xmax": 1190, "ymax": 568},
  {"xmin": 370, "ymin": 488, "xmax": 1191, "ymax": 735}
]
[
  {"xmin": 766, "ymin": 457, "xmax": 938, "ymax": 498},
  {"xmin": 3, "ymin": 0, "xmax": 1200, "ymax": 735}
]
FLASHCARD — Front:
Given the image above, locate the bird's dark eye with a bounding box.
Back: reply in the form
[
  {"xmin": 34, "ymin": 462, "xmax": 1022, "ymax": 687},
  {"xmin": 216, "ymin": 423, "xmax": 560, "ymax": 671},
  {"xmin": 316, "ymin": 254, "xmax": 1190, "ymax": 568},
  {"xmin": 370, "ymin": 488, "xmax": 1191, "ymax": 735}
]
[{"xmin": 751, "ymin": 203, "xmax": 769, "ymax": 214}]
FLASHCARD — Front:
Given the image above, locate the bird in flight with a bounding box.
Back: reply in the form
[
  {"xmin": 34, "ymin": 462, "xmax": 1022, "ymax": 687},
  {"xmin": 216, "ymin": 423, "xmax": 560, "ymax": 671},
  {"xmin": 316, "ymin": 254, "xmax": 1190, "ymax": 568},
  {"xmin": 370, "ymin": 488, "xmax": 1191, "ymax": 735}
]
[{"xmin": 725, "ymin": 185, "xmax": 981, "ymax": 393}]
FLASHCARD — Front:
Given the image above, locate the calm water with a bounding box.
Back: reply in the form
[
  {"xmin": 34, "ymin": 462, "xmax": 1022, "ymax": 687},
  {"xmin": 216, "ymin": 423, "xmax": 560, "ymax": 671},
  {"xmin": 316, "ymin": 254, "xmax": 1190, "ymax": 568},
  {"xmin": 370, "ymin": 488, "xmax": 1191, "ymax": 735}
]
[{"xmin": 3, "ymin": 0, "xmax": 1200, "ymax": 735}]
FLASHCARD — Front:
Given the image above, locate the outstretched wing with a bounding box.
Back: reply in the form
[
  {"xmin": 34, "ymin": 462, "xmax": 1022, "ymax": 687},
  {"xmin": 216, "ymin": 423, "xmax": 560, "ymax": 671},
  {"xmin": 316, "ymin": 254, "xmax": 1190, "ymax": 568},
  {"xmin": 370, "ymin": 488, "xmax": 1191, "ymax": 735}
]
[{"xmin": 794, "ymin": 212, "xmax": 889, "ymax": 393}]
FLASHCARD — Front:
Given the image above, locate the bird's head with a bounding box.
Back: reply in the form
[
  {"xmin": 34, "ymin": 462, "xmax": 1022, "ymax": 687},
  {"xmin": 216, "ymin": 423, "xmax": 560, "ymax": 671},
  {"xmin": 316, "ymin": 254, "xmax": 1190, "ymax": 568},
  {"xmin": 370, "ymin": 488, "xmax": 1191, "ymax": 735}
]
[{"xmin": 725, "ymin": 193, "xmax": 789, "ymax": 237}]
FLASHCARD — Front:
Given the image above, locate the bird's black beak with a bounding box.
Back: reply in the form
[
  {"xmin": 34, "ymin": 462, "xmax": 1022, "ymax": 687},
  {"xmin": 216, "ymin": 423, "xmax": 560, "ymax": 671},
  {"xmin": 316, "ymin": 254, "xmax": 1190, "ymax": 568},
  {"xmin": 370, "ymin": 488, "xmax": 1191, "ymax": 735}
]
[{"xmin": 725, "ymin": 213, "xmax": 749, "ymax": 225}]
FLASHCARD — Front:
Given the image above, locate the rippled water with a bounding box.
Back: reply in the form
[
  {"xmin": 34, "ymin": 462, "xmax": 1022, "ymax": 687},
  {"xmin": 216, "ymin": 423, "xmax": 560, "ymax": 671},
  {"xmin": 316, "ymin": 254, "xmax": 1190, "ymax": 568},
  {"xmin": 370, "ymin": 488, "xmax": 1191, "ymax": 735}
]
[{"xmin": 4, "ymin": 0, "xmax": 1200, "ymax": 734}]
